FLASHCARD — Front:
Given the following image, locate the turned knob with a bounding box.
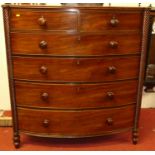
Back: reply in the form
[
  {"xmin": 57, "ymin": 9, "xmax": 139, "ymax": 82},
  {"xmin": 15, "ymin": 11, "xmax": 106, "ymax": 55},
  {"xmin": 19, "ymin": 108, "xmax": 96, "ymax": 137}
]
[
  {"xmin": 42, "ymin": 119, "xmax": 50, "ymax": 128},
  {"xmin": 41, "ymin": 92, "xmax": 49, "ymax": 101},
  {"xmin": 38, "ymin": 16, "xmax": 47, "ymax": 26},
  {"xmin": 109, "ymin": 41, "xmax": 118, "ymax": 48},
  {"xmin": 40, "ymin": 66, "xmax": 48, "ymax": 75},
  {"xmin": 106, "ymin": 118, "xmax": 113, "ymax": 126},
  {"xmin": 108, "ymin": 66, "xmax": 116, "ymax": 74},
  {"xmin": 39, "ymin": 41, "xmax": 47, "ymax": 49},
  {"xmin": 110, "ymin": 17, "xmax": 119, "ymax": 27},
  {"xmin": 107, "ymin": 92, "xmax": 114, "ymax": 99}
]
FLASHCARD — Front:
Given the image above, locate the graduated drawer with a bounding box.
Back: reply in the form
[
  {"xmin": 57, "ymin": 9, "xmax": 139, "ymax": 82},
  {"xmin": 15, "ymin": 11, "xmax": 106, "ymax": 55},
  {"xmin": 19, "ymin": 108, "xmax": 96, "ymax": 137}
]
[
  {"xmin": 15, "ymin": 80, "xmax": 138, "ymax": 109},
  {"xmin": 81, "ymin": 11, "xmax": 143, "ymax": 32},
  {"xmin": 18, "ymin": 105, "xmax": 135, "ymax": 137},
  {"xmin": 13, "ymin": 56, "xmax": 140, "ymax": 82},
  {"xmin": 10, "ymin": 9, "xmax": 78, "ymax": 31},
  {"xmin": 11, "ymin": 33, "xmax": 141, "ymax": 56}
]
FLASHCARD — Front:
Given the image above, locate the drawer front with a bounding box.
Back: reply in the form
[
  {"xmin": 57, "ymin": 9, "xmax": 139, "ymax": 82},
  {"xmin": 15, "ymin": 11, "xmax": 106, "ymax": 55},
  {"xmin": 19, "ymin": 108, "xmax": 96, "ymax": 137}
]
[
  {"xmin": 11, "ymin": 33, "xmax": 141, "ymax": 56},
  {"xmin": 13, "ymin": 56, "xmax": 140, "ymax": 82},
  {"xmin": 81, "ymin": 12, "xmax": 143, "ymax": 32},
  {"xmin": 15, "ymin": 80, "xmax": 138, "ymax": 109},
  {"xmin": 10, "ymin": 9, "xmax": 78, "ymax": 31},
  {"xmin": 18, "ymin": 105, "xmax": 135, "ymax": 137}
]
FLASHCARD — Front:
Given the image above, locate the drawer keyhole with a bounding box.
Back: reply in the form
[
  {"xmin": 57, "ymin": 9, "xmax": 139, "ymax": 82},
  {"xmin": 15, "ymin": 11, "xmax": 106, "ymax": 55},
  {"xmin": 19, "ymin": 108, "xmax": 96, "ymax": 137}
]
[{"xmin": 75, "ymin": 59, "xmax": 81, "ymax": 65}]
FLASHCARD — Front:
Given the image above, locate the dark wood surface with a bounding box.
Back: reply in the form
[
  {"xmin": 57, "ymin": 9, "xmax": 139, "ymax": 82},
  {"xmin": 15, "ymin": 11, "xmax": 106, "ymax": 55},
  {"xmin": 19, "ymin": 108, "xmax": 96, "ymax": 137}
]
[
  {"xmin": 15, "ymin": 80, "xmax": 138, "ymax": 109},
  {"xmin": 133, "ymin": 9, "xmax": 150, "ymax": 145},
  {"xmin": 2, "ymin": 6, "xmax": 21, "ymax": 148},
  {"xmin": 13, "ymin": 56, "xmax": 140, "ymax": 82},
  {"xmin": 80, "ymin": 12, "xmax": 143, "ymax": 31},
  {"xmin": 10, "ymin": 9, "xmax": 78, "ymax": 31},
  {"xmin": 2, "ymin": 5, "xmax": 149, "ymax": 147},
  {"xmin": 10, "ymin": 8, "xmax": 143, "ymax": 32},
  {"xmin": 11, "ymin": 32, "xmax": 141, "ymax": 56},
  {"xmin": 18, "ymin": 105, "xmax": 135, "ymax": 137}
]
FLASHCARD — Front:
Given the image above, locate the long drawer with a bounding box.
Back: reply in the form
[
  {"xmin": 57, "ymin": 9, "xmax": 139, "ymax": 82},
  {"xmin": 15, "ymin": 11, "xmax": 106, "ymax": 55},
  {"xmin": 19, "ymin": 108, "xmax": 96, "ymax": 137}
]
[
  {"xmin": 15, "ymin": 80, "xmax": 138, "ymax": 109},
  {"xmin": 10, "ymin": 9, "xmax": 78, "ymax": 31},
  {"xmin": 18, "ymin": 105, "xmax": 135, "ymax": 137},
  {"xmin": 11, "ymin": 33, "xmax": 141, "ymax": 56},
  {"xmin": 13, "ymin": 56, "xmax": 140, "ymax": 82}
]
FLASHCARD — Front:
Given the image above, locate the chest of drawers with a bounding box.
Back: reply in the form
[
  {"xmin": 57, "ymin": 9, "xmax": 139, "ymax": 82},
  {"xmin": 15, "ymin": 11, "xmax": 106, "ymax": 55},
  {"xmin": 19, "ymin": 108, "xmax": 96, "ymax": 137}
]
[{"xmin": 2, "ymin": 5, "xmax": 150, "ymax": 148}]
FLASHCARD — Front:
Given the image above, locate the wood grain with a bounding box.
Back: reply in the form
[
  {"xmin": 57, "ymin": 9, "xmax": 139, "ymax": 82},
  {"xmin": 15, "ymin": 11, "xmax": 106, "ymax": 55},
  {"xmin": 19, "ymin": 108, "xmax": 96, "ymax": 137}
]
[
  {"xmin": 18, "ymin": 105, "xmax": 135, "ymax": 137},
  {"xmin": 2, "ymin": 5, "xmax": 147, "ymax": 146},
  {"xmin": 10, "ymin": 9, "xmax": 78, "ymax": 31},
  {"xmin": 11, "ymin": 33, "xmax": 141, "ymax": 56},
  {"xmin": 15, "ymin": 80, "xmax": 138, "ymax": 109},
  {"xmin": 81, "ymin": 12, "xmax": 143, "ymax": 31},
  {"xmin": 13, "ymin": 56, "xmax": 140, "ymax": 82}
]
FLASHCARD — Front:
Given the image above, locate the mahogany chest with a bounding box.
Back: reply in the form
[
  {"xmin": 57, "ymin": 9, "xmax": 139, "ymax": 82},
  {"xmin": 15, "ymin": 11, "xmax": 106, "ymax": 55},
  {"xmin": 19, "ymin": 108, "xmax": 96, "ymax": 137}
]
[{"xmin": 2, "ymin": 4, "xmax": 149, "ymax": 148}]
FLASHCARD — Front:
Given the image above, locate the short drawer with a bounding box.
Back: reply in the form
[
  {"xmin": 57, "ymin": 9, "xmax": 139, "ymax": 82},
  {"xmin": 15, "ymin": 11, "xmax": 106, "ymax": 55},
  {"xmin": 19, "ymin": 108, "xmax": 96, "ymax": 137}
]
[
  {"xmin": 15, "ymin": 80, "xmax": 138, "ymax": 109},
  {"xmin": 13, "ymin": 56, "xmax": 140, "ymax": 82},
  {"xmin": 10, "ymin": 9, "xmax": 78, "ymax": 31},
  {"xmin": 11, "ymin": 33, "xmax": 141, "ymax": 56},
  {"xmin": 18, "ymin": 105, "xmax": 135, "ymax": 137},
  {"xmin": 81, "ymin": 12, "xmax": 143, "ymax": 32}
]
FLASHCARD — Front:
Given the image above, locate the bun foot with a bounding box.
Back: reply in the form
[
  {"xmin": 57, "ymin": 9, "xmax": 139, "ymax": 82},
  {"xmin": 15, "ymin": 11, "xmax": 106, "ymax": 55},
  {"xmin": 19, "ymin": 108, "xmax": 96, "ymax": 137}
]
[
  {"xmin": 14, "ymin": 142, "xmax": 20, "ymax": 149},
  {"xmin": 132, "ymin": 130, "xmax": 138, "ymax": 145},
  {"xmin": 14, "ymin": 133, "xmax": 20, "ymax": 148}
]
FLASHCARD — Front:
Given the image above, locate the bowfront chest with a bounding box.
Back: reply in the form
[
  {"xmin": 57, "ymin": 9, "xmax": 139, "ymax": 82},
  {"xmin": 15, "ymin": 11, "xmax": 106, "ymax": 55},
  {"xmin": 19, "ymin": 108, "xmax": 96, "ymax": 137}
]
[{"xmin": 2, "ymin": 4, "xmax": 150, "ymax": 148}]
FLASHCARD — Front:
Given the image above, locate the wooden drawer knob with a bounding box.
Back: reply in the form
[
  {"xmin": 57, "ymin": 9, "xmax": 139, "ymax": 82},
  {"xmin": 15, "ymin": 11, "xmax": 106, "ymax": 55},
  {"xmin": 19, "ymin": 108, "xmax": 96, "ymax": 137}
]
[
  {"xmin": 38, "ymin": 16, "xmax": 46, "ymax": 26},
  {"xmin": 110, "ymin": 17, "xmax": 119, "ymax": 27},
  {"xmin": 42, "ymin": 119, "xmax": 50, "ymax": 128},
  {"xmin": 106, "ymin": 118, "xmax": 113, "ymax": 126},
  {"xmin": 107, "ymin": 92, "xmax": 114, "ymax": 99},
  {"xmin": 108, "ymin": 66, "xmax": 116, "ymax": 74},
  {"xmin": 40, "ymin": 66, "xmax": 48, "ymax": 75},
  {"xmin": 109, "ymin": 41, "xmax": 118, "ymax": 48},
  {"xmin": 41, "ymin": 92, "xmax": 49, "ymax": 101},
  {"xmin": 39, "ymin": 41, "xmax": 47, "ymax": 49}
]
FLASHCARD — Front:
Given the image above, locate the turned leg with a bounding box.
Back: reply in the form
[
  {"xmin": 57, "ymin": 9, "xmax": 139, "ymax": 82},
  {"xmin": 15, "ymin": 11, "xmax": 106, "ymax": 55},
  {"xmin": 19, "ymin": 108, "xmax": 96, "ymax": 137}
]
[
  {"xmin": 132, "ymin": 130, "xmax": 139, "ymax": 144},
  {"xmin": 13, "ymin": 132, "xmax": 20, "ymax": 148}
]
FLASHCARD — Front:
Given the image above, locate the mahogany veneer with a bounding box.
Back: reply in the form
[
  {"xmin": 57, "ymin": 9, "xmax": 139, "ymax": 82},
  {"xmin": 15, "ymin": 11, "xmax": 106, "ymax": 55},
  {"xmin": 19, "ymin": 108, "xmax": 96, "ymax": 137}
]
[
  {"xmin": 18, "ymin": 105, "xmax": 135, "ymax": 137},
  {"xmin": 11, "ymin": 33, "xmax": 141, "ymax": 56},
  {"xmin": 2, "ymin": 4, "xmax": 150, "ymax": 148},
  {"xmin": 15, "ymin": 80, "xmax": 138, "ymax": 109},
  {"xmin": 11, "ymin": 9, "xmax": 78, "ymax": 31},
  {"xmin": 13, "ymin": 56, "xmax": 140, "ymax": 82},
  {"xmin": 81, "ymin": 12, "xmax": 143, "ymax": 31}
]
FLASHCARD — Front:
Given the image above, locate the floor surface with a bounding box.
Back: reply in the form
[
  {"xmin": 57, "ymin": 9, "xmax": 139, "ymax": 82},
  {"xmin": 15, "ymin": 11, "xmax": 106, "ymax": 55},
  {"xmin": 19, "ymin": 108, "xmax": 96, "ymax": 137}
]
[{"xmin": 0, "ymin": 108, "xmax": 155, "ymax": 151}]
